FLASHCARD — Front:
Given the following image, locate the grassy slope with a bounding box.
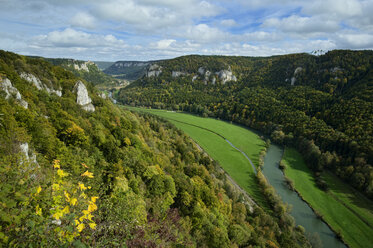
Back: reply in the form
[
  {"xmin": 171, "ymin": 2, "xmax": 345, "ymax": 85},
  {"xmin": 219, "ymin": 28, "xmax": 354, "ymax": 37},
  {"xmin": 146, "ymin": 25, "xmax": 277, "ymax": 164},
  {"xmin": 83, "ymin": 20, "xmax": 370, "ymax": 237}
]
[
  {"xmin": 126, "ymin": 107, "xmax": 267, "ymax": 205},
  {"xmin": 282, "ymin": 148, "xmax": 373, "ymax": 248}
]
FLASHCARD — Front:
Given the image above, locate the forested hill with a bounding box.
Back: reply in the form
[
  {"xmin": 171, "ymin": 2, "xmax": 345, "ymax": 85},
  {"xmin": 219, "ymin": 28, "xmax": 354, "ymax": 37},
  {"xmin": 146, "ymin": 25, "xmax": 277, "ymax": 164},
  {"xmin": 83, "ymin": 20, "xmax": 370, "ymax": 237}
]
[
  {"xmin": 33, "ymin": 57, "xmax": 120, "ymax": 88},
  {"xmin": 0, "ymin": 50, "xmax": 310, "ymax": 247},
  {"xmin": 119, "ymin": 50, "xmax": 373, "ymax": 199}
]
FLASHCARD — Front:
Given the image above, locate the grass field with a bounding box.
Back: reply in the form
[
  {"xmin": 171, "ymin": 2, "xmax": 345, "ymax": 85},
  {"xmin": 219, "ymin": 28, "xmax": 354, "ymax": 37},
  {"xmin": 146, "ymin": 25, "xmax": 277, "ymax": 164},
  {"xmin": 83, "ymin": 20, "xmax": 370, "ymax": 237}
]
[
  {"xmin": 126, "ymin": 107, "xmax": 267, "ymax": 205},
  {"xmin": 282, "ymin": 148, "xmax": 373, "ymax": 248}
]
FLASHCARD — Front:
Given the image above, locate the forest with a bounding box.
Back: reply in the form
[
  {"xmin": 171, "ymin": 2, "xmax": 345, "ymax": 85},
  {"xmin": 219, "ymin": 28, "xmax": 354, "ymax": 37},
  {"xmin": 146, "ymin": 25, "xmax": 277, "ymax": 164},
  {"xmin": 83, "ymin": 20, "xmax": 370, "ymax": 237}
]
[
  {"xmin": 118, "ymin": 50, "xmax": 373, "ymax": 200},
  {"xmin": 0, "ymin": 50, "xmax": 311, "ymax": 247}
]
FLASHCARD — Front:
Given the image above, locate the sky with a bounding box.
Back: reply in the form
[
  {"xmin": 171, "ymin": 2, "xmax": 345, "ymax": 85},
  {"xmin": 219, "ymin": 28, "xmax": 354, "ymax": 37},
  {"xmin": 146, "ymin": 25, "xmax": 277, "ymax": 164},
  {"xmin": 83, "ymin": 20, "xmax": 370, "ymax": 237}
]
[{"xmin": 0, "ymin": 0, "xmax": 373, "ymax": 61}]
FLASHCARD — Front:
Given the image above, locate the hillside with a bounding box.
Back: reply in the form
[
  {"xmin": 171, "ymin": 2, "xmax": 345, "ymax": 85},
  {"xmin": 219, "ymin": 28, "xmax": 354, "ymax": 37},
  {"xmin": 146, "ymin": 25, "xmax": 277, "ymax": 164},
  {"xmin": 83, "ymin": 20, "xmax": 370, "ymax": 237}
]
[
  {"xmin": 104, "ymin": 61, "xmax": 154, "ymax": 81},
  {"xmin": 0, "ymin": 50, "xmax": 310, "ymax": 247},
  {"xmin": 41, "ymin": 57, "xmax": 124, "ymax": 89},
  {"xmin": 118, "ymin": 50, "xmax": 373, "ymax": 200}
]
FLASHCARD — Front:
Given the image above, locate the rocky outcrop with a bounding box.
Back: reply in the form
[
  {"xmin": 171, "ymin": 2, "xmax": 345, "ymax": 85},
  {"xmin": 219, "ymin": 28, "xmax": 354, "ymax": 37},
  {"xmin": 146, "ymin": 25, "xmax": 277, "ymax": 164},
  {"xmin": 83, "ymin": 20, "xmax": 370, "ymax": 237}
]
[
  {"xmin": 290, "ymin": 67, "xmax": 303, "ymax": 86},
  {"xmin": 72, "ymin": 61, "xmax": 94, "ymax": 72},
  {"xmin": 146, "ymin": 64, "xmax": 162, "ymax": 77},
  {"xmin": 20, "ymin": 72, "xmax": 62, "ymax": 97},
  {"xmin": 73, "ymin": 81, "xmax": 95, "ymax": 112},
  {"xmin": 197, "ymin": 66, "xmax": 237, "ymax": 84},
  {"xmin": 217, "ymin": 68, "xmax": 237, "ymax": 84},
  {"xmin": 172, "ymin": 71, "xmax": 188, "ymax": 77},
  {"xmin": 0, "ymin": 77, "xmax": 28, "ymax": 108},
  {"xmin": 98, "ymin": 92, "xmax": 107, "ymax": 99}
]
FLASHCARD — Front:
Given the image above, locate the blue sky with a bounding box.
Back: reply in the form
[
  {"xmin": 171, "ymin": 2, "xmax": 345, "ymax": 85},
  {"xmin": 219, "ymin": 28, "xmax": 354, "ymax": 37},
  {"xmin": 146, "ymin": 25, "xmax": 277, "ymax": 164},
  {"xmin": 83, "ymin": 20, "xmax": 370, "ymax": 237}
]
[{"xmin": 0, "ymin": 0, "xmax": 373, "ymax": 61}]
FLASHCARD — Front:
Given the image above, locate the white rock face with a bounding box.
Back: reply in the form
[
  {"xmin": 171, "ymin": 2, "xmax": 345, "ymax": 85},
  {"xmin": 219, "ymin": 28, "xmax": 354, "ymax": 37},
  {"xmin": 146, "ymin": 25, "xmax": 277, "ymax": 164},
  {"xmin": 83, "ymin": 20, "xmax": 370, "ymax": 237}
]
[
  {"xmin": 146, "ymin": 64, "xmax": 162, "ymax": 77},
  {"xmin": 73, "ymin": 81, "xmax": 95, "ymax": 112},
  {"xmin": 19, "ymin": 142, "xmax": 39, "ymax": 166},
  {"xmin": 216, "ymin": 68, "xmax": 237, "ymax": 84},
  {"xmin": 20, "ymin": 142, "xmax": 30, "ymax": 160},
  {"xmin": 198, "ymin": 67, "xmax": 237, "ymax": 84},
  {"xmin": 20, "ymin": 72, "xmax": 43, "ymax": 90},
  {"xmin": 0, "ymin": 77, "xmax": 28, "ymax": 108},
  {"xmin": 72, "ymin": 61, "xmax": 94, "ymax": 72},
  {"xmin": 290, "ymin": 67, "xmax": 303, "ymax": 86},
  {"xmin": 20, "ymin": 73, "xmax": 62, "ymax": 97},
  {"xmin": 192, "ymin": 75, "xmax": 198, "ymax": 82},
  {"xmin": 99, "ymin": 92, "xmax": 107, "ymax": 99},
  {"xmin": 211, "ymin": 77, "xmax": 216, "ymax": 85},
  {"xmin": 172, "ymin": 71, "xmax": 188, "ymax": 77}
]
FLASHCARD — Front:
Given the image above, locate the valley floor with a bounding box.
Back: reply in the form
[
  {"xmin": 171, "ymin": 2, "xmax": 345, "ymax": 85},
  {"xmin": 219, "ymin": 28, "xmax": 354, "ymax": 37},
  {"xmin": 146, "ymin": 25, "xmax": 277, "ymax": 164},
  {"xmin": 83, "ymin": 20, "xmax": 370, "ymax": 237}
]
[{"xmin": 282, "ymin": 148, "xmax": 373, "ymax": 248}]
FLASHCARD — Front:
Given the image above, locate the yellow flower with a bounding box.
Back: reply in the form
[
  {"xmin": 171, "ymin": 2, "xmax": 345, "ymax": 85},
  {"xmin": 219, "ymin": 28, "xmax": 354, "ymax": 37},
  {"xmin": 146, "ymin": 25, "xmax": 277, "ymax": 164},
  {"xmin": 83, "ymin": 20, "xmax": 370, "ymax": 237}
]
[
  {"xmin": 74, "ymin": 219, "xmax": 79, "ymax": 226},
  {"xmin": 36, "ymin": 186, "xmax": 42, "ymax": 194},
  {"xmin": 76, "ymin": 223, "xmax": 85, "ymax": 232},
  {"xmin": 81, "ymin": 170, "xmax": 94, "ymax": 178},
  {"xmin": 91, "ymin": 196, "xmax": 99, "ymax": 203},
  {"xmin": 89, "ymin": 222, "xmax": 96, "ymax": 230},
  {"xmin": 70, "ymin": 198, "xmax": 78, "ymax": 206},
  {"xmin": 78, "ymin": 182, "xmax": 87, "ymax": 191}
]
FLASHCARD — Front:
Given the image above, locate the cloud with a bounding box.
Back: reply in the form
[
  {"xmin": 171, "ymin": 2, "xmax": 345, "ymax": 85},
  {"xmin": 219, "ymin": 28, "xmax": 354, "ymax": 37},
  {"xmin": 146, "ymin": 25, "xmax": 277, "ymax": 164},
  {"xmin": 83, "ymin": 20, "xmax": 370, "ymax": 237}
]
[
  {"xmin": 31, "ymin": 28, "xmax": 127, "ymax": 48},
  {"xmin": 302, "ymin": 0, "xmax": 363, "ymax": 19},
  {"xmin": 220, "ymin": 19, "xmax": 238, "ymax": 27},
  {"xmin": 336, "ymin": 33, "xmax": 373, "ymax": 49},
  {"xmin": 263, "ymin": 15, "xmax": 340, "ymax": 35},
  {"xmin": 93, "ymin": 0, "xmax": 220, "ymax": 32},
  {"xmin": 70, "ymin": 12, "xmax": 96, "ymax": 29}
]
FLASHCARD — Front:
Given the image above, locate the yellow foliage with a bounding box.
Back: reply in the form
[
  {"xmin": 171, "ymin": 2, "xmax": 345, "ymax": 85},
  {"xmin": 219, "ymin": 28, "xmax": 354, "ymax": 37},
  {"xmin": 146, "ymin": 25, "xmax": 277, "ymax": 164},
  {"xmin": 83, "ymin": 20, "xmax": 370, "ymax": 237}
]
[
  {"xmin": 88, "ymin": 222, "xmax": 96, "ymax": 230},
  {"xmin": 35, "ymin": 205, "xmax": 42, "ymax": 216},
  {"xmin": 62, "ymin": 206, "xmax": 70, "ymax": 215},
  {"xmin": 91, "ymin": 196, "xmax": 99, "ymax": 203},
  {"xmin": 70, "ymin": 198, "xmax": 77, "ymax": 206},
  {"xmin": 36, "ymin": 186, "xmax": 42, "ymax": 195},
  {"xmin": 64, "ymin": 191, "xmax": 70, "ymax": 202},
  {"xmin": 57, "ymin": 169, "xmax": 69, "ymax": 178},
  {"xmin": 78, "ymin": 182, "xmax": 87, "ymax": 191},
  {"xmin": 88, "ymin": 202, "xmax": 97, "ymax": 212},
  {"xmin": 81, "ymin": 170, "xmax": 94, "ymax": 178},
  {"xmin": 76, "ymin": 223, "xmax": 85, "ymax": 233},
  {"xmin": 53, "ymin": 160, "xmax": 61, "ymax": 169}
]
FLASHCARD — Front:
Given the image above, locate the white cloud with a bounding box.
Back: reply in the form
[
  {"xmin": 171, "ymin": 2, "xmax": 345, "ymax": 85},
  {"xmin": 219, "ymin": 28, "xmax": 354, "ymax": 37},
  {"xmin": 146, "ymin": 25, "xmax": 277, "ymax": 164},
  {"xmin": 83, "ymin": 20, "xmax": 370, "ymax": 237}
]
[
  {"xmin": 31, "ymin": 28, "xmax": 127, "ymax": 49},
  {"xmin": 302, "ymin": 0, "xmax": 363, "ymax": 19},
  {"xmin": 70, "ymin": 12, "xmax": 96, "ymax": 29},
  {"xmin": 263, "ymin": 15, "xmax": 340, "ymax": 35},
  {"xmin": 93, "ymin": 0, "xmax": 220, "ymax": 32},
  {"xmin": 336, "ymin": 33, "xmax": 373, "ymax": 49},
  {"xmin": 220, "ymin": 19, "xmax": 237, "ymax": 27}
]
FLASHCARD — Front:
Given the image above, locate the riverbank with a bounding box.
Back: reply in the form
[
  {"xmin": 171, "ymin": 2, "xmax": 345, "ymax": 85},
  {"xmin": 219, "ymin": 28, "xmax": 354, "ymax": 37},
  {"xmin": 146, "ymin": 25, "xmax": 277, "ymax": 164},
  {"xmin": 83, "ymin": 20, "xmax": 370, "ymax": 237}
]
[{"xmin": 282, "ymin": 148, "xmax": 373, "ymax": 248}]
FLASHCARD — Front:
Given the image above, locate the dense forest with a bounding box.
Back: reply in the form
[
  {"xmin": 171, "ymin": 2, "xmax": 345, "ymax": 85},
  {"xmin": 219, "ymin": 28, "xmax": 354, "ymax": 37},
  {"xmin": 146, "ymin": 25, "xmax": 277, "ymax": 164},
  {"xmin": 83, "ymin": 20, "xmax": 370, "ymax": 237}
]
[
  {"xmin": 118, "ymin": 50, "xmax": 373, "ymax": 199},
  {"xmin": 0, "ymin": 50, "xmax": 310, "ymax": 247}
]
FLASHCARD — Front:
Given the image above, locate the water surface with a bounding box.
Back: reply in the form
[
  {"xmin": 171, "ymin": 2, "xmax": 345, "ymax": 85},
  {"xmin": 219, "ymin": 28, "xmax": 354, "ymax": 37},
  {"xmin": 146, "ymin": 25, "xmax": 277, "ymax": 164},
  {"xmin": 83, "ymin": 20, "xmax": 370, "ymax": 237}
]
[{"xmin": 262, "ymin": 144, "xmax": 346, "ymax": 248}]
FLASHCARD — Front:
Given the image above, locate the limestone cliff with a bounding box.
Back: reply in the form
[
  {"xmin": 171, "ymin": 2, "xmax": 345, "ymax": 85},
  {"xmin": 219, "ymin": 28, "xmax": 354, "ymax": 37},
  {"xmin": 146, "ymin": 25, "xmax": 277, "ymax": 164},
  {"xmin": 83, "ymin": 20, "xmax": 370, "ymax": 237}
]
[{"xmin": 73, "ymin": 81, "xmax": 95, "ymax": 112}]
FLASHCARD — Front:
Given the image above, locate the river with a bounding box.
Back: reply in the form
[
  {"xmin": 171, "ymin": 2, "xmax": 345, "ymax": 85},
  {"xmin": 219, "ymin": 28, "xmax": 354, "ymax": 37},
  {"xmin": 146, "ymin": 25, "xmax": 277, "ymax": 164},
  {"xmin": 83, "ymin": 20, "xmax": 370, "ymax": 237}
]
[{"xmin": 262, "ymin": 144, "xmax": 346, "ymax": 248}]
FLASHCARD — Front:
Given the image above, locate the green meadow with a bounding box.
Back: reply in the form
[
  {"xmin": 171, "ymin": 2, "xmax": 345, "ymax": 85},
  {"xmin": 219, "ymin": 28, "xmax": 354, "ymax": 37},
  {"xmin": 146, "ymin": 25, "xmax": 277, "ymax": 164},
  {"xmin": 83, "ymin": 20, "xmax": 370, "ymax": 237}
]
[
  {"xmin": 126, "ymin": 107, "xmax": 267, "ymax": 205},
  {"xmin": 282, "ymin": 148, "xmax": 373, "ymax": 248}
]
